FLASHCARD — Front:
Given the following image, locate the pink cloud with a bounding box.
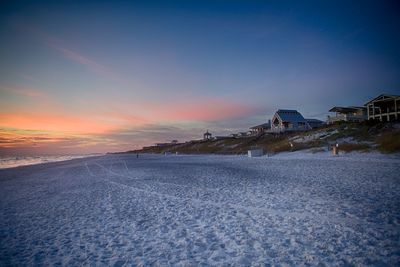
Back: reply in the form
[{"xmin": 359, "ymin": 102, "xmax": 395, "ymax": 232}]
[
  {"xmin": 0, "ymin": 97, "xmax": 262, "ymax": 154},
  {"xmin": 99, "ymin": 112, "xmax": 150, "ymax": 126}
]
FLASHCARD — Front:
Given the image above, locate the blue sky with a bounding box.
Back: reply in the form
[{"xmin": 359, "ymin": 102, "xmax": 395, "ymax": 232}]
[{"xmin": 0, "ymin": 0, "xmax": 399, "ymax": 154}]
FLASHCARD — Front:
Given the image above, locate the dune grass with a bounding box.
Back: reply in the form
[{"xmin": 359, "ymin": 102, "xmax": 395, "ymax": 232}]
[
  {"xmin": 132, "ymin": 122, "xmax": 400, "ymax": 155},
  {"xmin": 376, "ymin": 131, "xmax": 400, "ymax": 153},
  {"xmin": 338, "ymin": 143, "xmax": 371, "ymax": 153}
]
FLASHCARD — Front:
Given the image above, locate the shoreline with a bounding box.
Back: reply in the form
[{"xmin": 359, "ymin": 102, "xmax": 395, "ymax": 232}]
[
  {"xmin": 3, "ymin": 149, "xmax": 399, "ymax": 171},
  {"xmin": 0, "ymin": 154, "xmax": 104, "ymax": 170}
]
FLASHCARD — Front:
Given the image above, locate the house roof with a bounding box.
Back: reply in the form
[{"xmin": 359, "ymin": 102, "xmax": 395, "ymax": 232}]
[
  {"xmin": 364, "ymin": 94, "xmax": 400, "ymax": 105},
  {"xmin": 250, "ymin": 122, "xmax": 271, "ymax": 129},
  {"xmin": 329, "ymin": 106, "xmax": 365, "ymax": 113},
  {"xmin": 274, "ymin": 109, "xmax": 306, "ymax": 122}
]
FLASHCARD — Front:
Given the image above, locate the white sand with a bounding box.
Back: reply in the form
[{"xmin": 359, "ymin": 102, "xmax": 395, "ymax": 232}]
[{"xmin": 0, "ymin": 152, "xmax": 399, "ymax": 265}]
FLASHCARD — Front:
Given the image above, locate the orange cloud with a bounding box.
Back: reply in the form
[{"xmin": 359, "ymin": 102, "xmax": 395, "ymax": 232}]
[
  {"xmin": 0, "ymin": 97, "xmax": 259, "ymax": 137},
  {"xmin": 0, "ymin": 92, "xmax": 262, "ymax": 153},
  {"xmin": 0, "ymin": 129, "xmax": 71, "ymax": 148},
  {"xmin": 0, "ymin": 113, "xmax": 139, "ymax": 134},
  {"xmin": 0, "ymin": 128, "xmax": 134, "ymax": 155}
]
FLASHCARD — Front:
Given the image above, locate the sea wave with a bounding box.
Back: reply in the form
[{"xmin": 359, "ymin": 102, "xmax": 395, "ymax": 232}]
[{"xmin": 0, "ymin": 154, "xmax": 102, "ymax": 169}]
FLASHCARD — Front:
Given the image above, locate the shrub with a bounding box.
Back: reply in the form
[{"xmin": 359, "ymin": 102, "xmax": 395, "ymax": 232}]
[
  {"xmin": 376, "ymin": 132, "xmax": 400, "ymax": 153},
  {"xmin": 338, "ymin": 143, "xmax": 370, "ymax": 152},
  {"xmin": 263, "ymin": 139, "xmax": 302, "ymax": 153}
]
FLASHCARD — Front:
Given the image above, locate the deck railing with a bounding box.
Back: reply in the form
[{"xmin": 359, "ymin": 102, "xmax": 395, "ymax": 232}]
[{"xmin": 327, "ymin": 114, "xmax": 366, "ymax": 124}]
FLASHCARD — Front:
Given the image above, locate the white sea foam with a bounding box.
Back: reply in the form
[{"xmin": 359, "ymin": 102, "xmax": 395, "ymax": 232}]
[{"xmin": 0, "ymin": 154, "xmax": 102, "ymax": 169}]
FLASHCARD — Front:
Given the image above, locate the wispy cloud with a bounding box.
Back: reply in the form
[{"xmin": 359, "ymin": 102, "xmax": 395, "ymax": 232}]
[
  {"xmin": 16, "ymin": 23, "xmax": 127, "ymax": 84},
  {"xmin": 0, "ymin": 85, "xmax": 47, "ymax": 98},
  {"xmin": 0, "ymin": 129, "xmax": 76, "ymax": 148},
  {"xmin": 19, "ymin": 74, "xmax": 42, "ymax": 84},
  {"xmin": 47, "ymin": 42, "xmax": 126, "ymax": 83}
]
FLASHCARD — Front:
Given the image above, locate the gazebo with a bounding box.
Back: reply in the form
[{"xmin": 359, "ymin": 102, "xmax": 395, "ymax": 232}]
[{"xmin": 203, "ymin": 130, "xmax": 212, "ymax": 140}]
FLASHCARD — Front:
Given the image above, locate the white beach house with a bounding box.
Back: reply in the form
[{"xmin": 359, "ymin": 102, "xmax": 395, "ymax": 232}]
[
  {"xmin": 327, "ymin": 106, "xmax": 367, "ymax": 124},
  {"xmin": 271, "ymin": 109, "xmax": 311, "ymax": 132}
]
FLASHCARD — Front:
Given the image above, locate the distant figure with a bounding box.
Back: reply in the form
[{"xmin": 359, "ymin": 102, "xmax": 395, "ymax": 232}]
[
  {"xmin": 136, "ymin": 154, "xmax": 139, "ymax": 158},
  {"xmin": 332, "ymin": 144, "xmax": 339, "ymax": 156}
]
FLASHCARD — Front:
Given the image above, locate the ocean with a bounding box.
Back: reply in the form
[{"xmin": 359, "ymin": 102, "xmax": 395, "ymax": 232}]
[{"xmin": 0, "ymin": 154, "xmax": 102, "ymax": 169}]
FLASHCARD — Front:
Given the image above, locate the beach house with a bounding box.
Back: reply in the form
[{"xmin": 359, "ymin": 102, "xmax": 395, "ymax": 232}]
[
  {"xmin": 270, "ymin": 109, "xmax": 311, "ymax": 132},
  {"xmin": 327, "ymin": 106, "xmax": 367, "ymax": 124},
  {"xmin": 365, "ymin": 94, "xmax": 400, "ymax": 122}
]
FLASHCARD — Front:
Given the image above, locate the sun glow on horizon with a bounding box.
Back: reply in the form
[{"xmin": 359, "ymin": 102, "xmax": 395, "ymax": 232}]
[{"xmin": 0, "ymin": 95, "xmax": 262, "ymax": 154}]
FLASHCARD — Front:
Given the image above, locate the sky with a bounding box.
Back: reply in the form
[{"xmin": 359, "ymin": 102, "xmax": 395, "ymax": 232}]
[{"xmin": 0, "ymin": 0, "xmax": 399, "ymax": 155}]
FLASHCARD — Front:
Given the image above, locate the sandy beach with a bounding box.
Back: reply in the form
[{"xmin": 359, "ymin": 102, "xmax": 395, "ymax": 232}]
[{"xmin": 0, "ymin": 153, "xmax": 399, "ymax": 265}]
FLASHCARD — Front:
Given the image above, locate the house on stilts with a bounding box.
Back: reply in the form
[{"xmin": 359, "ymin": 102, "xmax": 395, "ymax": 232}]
[{"xmin": 365, "ymin": 94, "xmax": 400, "ymax": 122}]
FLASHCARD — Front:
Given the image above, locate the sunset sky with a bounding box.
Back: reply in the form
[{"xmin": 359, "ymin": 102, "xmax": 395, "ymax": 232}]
[{"xmin": 1, "ymin": 0, "xmax": 399, "ymax": 155}]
